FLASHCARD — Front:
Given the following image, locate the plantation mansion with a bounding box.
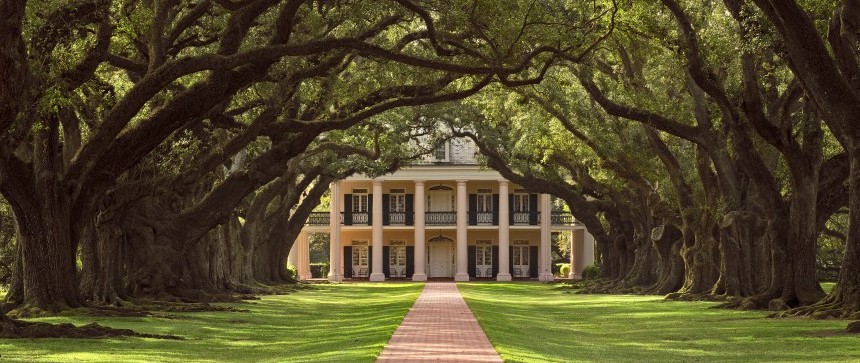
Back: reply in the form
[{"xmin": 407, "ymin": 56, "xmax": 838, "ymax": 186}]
[{"xmin": 291, "ymin": 138, "xmax": 595, "ymax": 282}]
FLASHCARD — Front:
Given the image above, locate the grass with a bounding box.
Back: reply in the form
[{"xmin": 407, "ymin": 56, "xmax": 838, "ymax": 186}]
[
  {"xmin": 458, "ymin": 282, "xmax": 860, "ymax": 363},
  {"xmin": 0, "ymin": 283, "xmax": 423, "ymax": 363}
]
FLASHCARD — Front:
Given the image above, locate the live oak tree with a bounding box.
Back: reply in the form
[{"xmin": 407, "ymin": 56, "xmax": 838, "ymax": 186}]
[
  {"xmin": 0, "ymin": 0, "xmax": 615, "ymax": 321},
  {"xmin": 743, "ymin": 0, "xmax": 860, "ymax": 319},
  {"xmin": 438, "ymin": 0, "xmax": 858, "ymax": 319}
]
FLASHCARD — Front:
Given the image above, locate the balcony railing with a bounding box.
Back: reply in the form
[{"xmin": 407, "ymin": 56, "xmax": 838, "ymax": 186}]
[
  {"xmin": 389, "ymin": 212, "xmax": 407, "ymax": 225},
  {"xmin": 512, "ymin": 212, "xmax": 530, "ymax": 225},
  {"xmin": 475, "ymin": 212, "xmax": 493, "ymax": 225},
  {"xmin": 307, "ymin": 212, "xmax": 330, "ymax": 225},
  {"xmin": 306, "ymin": 210, "xmax": 578, "ymax": 227},
  {"xmin": 426, "ymin": 212, "xmax": 456, "ymax": 225},
  {"xmin": 550, "ymin": 212, "xmax": 575, "ymax": 226},
  {"xmin": 350, "ymin": 212, "xmax": 369, "ymax": 225}
]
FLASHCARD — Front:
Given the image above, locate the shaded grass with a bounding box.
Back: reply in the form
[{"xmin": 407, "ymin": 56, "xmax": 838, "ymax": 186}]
[
  {"xmin": 458, "ymin": 282, "xmax": 860, "ymax": 363},
  {"xmin": 0, "ymin": 283, "xmax": 423, "ymax": 363}
]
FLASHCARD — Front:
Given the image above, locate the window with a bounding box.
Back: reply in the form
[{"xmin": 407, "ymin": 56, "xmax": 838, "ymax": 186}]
[
  {"xmin": 389, "ymin": 193, "xmax": 406, "ymax": 212},
  {"xmin": 433, "ymin": 142, "xmax": 448, "ymax": 161},
  {"xmin": 352, "ymin": 242, "xmax": 369, "ymax": 277},
  {"xmin": 389, "ymin": 246, "xmax": 406, "ymax": 266},
  {"xmin": 352, "ymin": 193, "xmax": 368, "ymax": 213},
  {"xmin": 513, "ymin": 245, "xmax": 529, "ymax": 277},
  {"xmin": 513, "ymin": 193, "xmax": 530, "ymax": 212},
  {"xmin": 389, "ymin": 242, "xmax": 407, "ymax": 278},
  {"xmin": 476, "ymin": 245, "xmax": 492, "ymax": 265},
  {"xmin": 476, "ymin": 191, "xmax": 493, "ymax": 212}
]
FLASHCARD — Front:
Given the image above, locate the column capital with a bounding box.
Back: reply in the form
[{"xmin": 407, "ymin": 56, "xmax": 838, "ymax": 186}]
[
  {"xmin": 455, "ymin": 179, "xmax": 468, "ymax": 185},
  {"xmin": 498, "ymin": 179, "xmax": 509, "ymax": 185},
  {"xmin": 414, "ymin": 179, "xmax": 426, "ymax": 184},
  {"xmin": 372, "ymin": 179, "xmax": 384, "ymax": 185}
]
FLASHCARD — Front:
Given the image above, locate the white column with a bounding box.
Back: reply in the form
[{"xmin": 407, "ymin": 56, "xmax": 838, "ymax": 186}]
[
  {"xmin": 328, "ymin": 182, "xmax": 343, "ymax": 282},
  {"xmin": 413, "ymin": 180, "xmax": 428, "ymax": 281},
  {"xmin": 497, "ymin": 180, "xmax": 512, "ymax": 281},
  {"xmin": 298, "ymin": 231, "xmax": 311, "ymax": 280},
  {"xmin": 455, "ymin": 180, "xmax": 469, "ymax": 281},
  {"xmin": 570, "ymin": 229, "xmax": 583, "ymax": 280},
  {"xmin": 288, "ymin": 238, "xmax": 298, "ymax": 269},
  {"xmin": 583, "ymin": 229, "xmax": 595, "ymax": 269},
  {"xmin": 370, "ymin": 179, "xmax": 385, "ymax": 281},
  {"xmin": 539, "ymin": 194, "xmax": 554, "ymax": 281}
]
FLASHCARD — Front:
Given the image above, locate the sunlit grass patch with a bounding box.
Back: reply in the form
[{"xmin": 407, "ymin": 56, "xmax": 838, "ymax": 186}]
[
  {"xmin": 0, "ymin": 283, "xmax": 423, "ymax": 363},
  {"xmin": 458, "ymin": 282, "xmax": 859, "ymax": 363}
]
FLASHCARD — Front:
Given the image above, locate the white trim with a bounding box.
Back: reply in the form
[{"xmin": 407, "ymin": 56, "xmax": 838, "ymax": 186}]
[{"xmin": 345, "ymin": 165, "xmax": 504, "ymax": 181}]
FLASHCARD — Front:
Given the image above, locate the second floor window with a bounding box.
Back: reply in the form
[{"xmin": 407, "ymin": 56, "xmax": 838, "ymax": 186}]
[
  {"xmin": 513, "ymin": 193, "xmax": 529, "ymax": 212},
  {"xmin": 390, "ymin": 193, "xmax": 406, "ymax": 212},
  {"xmin": 352, "ymin": 193, "xmax": 368, "ymax": 213},
  {"xmin": 476, "ymin": 192, "xmax": 493, "ymax": 212}
]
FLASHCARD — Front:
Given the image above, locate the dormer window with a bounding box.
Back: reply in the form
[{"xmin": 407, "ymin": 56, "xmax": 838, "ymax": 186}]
[{"xmin": 433, "ymin": 142, "xmax": 449, "ymax": 162}]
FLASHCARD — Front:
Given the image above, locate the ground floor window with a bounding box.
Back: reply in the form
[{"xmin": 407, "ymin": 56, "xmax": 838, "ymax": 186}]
[
  {"xmin": 352, "ymin": 244, "xmax": 369, "ymax": 277},
  {"xmin": 389, "ymin": 244, "xmax": 406, "ymax": 278},
  {"xmin": 513, "ymin": 245, "xmax": 530, "ymax": 278},
  {"xmin": 476, "ymin": 244, "xmax": 492, "ymax": 277}
]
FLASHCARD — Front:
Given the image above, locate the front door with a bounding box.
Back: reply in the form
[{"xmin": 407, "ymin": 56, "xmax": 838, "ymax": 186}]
[
  {"xmin": 429, "ymin": 243, "xmax": 453, "ymax": 278},
  {"xmin": 476, "ymin": 245, "xmax": 492, "ymax": 277},
  {"xmin": 513, "ymin": 245, "xmax": 530, "ymax": 278},
  {"xmin": 389, "ymin": 245, "xmax": 406, "ymax": 278},
  {"xmin": 352, "ymin": 245, "xmax": 369, "ymax": 277}
]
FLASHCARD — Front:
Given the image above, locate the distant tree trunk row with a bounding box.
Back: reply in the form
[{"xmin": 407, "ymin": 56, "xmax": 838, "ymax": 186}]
[
  {"xmin": 450, "ymin": 0, "xmax": 858, "ymax": 319},
  {"xmin": 0, "ymin": 0, "xmax": 610, "ymax": 335}
]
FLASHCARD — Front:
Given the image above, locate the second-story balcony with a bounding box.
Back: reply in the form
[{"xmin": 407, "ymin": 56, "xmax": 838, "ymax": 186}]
[
  {"xmin": 475, "ymin": 212, "xmax": 493, "ymax": 225},
  {"xmin": 307, "ymin": 210, "xmax": 578, "ymax": 227},
  {"xmin": 307, "ymin": 212, "xmax": 330, "ymax": 225},
  {"xmin": 550, "ymin": 212, "xmax": 576, "ymax": 226},
  {"xmin": 512, "ymin": 212, "xmax": 532, "ymax": 225},
  {"xmin": 344, "ymin": 212, "xmax": 369, "ymax": 225},
  {"xmin": 425, "ymin": 211, "xmax": 457, "ymax": 225},
  {"xmin": 388, "ymin": 212, "xmax": 407, "ymax": 225}
]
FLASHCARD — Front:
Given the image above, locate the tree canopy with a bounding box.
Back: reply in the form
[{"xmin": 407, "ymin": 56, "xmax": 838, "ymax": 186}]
[{"xmin": 0, "ymin": 0, "xmax": 858, "ymax": 337}]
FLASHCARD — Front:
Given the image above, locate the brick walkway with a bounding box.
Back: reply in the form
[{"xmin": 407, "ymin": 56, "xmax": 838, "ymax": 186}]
[{"xmin": 376, "ymin": 282, "xmax": 503, "ymax": 363}]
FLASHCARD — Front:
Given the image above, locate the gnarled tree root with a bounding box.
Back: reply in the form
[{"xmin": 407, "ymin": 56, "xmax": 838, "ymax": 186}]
[
  {"xmin": 664, "ymin": 292, "xmax": 727, "ymax": 302},
  {"xmin": 771, "ymin": 294, "xmax": 860, "ymax": 320},
  {"xmin": 716, "ymin": 295, "xmax": 790, "ymax": 311},
  {"xmin": 127, "ymin": 300, "xmax": 251, "ymax": 313},
  {"xmin": 0, "ymin": 317, "xmax": 182, "ymax": 339}
]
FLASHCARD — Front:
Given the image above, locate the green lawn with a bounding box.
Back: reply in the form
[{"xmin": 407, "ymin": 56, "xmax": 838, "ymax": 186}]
[
  {"xmin": 458, "ymin": 282, "xmax": 860, "ymax": 363},
  {"xmin": 0, "ymin": 283, "xmax": 423, "ymax": 363}
]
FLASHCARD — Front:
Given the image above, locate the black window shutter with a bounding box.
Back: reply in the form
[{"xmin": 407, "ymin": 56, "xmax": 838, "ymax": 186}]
[
  {"xmin": 344, "ymin": 194, "xmax": 353, "ymax": 225},
  {"xmin": 491, "ymin": 246, "xmax": 499, "ymax": 278},
  {"xmin": 468, "ymin": 245, "xmax": 477, "ymax": 277},
  {"xmin": 509, "ymin": 194, "xmax": 515, "ymax": 224},
  {"xmin": 529, "ymin": 194, "xmax": 539, "ymax": 225},
  {"xmin": 382, "ymin": 194, "xmax": 390, "ymax": 225},
  {"xmin": 367, "ymin": 194, "xmax": 373, "ymax": 225},
  {"xmin": 492, "ymin": 194, "xmax": 499, "ymax": 225},
  {"xmin": 406, "ymin": 246, "xmax": 414, "ymax": 278},
  {"xmin": 405, "ymin": 194, "xmax": 414, "ymax": 225},
  {"xmin": 368, "ymin": 246, "xmax": 373, "ymax": 273},
  {"xmin": 468, "ymin": 194, "xmax": 477, "ymax": 225},
  {"xmin": 383, "ymin": 246, "xmax": 390, "ymax": 277},
  {"xmin": 529, "ymin": 246, "xmax": 539, "ymax": 278},
  {"xmin": 509, "ymin": 246, "xmax": 514, "ymax": 277},
  {"xmin": 343, "ymin": 246, "xmax": 353, "ymax": 278}
]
